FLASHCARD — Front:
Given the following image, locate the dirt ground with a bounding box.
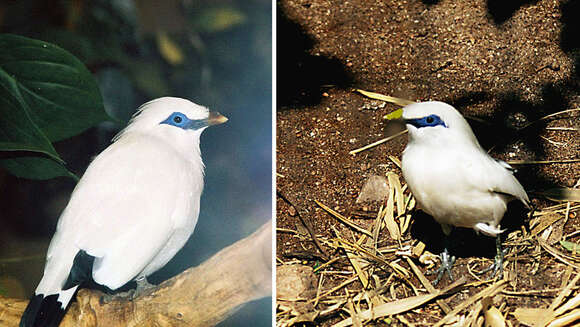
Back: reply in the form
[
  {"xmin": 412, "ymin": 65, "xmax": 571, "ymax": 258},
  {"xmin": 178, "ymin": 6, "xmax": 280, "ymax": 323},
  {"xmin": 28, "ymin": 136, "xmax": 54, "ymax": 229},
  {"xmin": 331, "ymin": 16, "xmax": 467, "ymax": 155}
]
[{"xmin": 276, "ymin": 0, "xmax": 579, "ymax": 325}]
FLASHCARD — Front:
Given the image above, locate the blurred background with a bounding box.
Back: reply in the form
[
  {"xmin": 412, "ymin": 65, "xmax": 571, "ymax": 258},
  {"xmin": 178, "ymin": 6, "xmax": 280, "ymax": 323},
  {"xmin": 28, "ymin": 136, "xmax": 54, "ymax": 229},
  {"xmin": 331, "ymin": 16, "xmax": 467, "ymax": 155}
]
[{"xmin": 0, "ymin": 0, "xmax": 272, "ymax": 325}]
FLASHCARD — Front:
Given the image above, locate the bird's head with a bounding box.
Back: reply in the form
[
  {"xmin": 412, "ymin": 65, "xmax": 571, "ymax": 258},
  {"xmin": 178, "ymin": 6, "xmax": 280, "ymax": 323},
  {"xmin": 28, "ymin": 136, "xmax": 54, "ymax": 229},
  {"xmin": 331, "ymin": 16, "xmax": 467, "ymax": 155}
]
[
  {"xmin": 402, "ymin": 101, "xmax": 478, "ymax": 146},
  {"xmin": 115, "ymin": 97, "xmax": 227, "ymax": 151}
]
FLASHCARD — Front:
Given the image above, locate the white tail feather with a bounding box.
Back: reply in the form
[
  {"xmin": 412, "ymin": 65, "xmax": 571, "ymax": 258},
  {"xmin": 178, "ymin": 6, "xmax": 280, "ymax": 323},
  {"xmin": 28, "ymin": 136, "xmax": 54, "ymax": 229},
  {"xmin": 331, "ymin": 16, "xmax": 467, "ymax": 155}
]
[{"xmin": 474, "ymin": 223, "xmax": 505, "ymax": 237}]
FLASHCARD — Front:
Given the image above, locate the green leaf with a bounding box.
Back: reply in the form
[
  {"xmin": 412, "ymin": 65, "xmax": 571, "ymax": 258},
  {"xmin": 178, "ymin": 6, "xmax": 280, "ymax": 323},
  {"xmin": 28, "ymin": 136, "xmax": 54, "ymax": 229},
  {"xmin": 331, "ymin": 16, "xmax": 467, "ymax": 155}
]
[
  {"xmin": 194, "ymin": 7, "xmax": 246, "ymax": 32},
  {"xmin": 0, "ymin": 156, "xmax": 78, "ymax": 180},
  {"xmin": 0, "ymin": 67, "xmax": 69, "ymax": 179},
  {"xmin": 560, "ymin": 240, "xmax": 580, "ymax": 253},
  {"xmin": 0, "ymin": 68, "xmax": 59, "ymax": 158},
  {"xmin": 0, "ymin": 34, "xmax": 110, "ymax": 142},
  {"xmin": 0, "ymin": 141, "xmax": 64, "ymax": 164},
  {"xmin": 0, "ymin": 34, "xmax": 109, "ymax": 180}
]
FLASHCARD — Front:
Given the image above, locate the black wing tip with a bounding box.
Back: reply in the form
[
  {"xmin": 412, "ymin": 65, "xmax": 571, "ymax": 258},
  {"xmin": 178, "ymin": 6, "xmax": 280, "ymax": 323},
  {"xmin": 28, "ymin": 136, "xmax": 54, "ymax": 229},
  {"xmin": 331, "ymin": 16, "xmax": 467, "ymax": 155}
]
[
  {"xmin": 63, "ymin": 250, "xmax": 95, "ymax": 290},
  {"xmin": 20, "ymin": 249, "xmax": 94, "ymax": 327},
  {"xmin": 20, "ymin": 294, "xmax": 66, "ymax": 327}
]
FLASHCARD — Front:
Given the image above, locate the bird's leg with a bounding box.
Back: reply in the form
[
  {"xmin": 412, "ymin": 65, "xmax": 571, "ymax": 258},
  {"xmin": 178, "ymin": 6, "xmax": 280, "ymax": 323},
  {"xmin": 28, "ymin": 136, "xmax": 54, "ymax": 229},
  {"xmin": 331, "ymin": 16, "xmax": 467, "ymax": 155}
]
[
  {"xmin": 427, "ymin": 247, "xmax": 456, "ymax": 285},
  {"xmin": 101, "ymin": 288, "xmax": 135, "ymax": 303},
  {"xmin": 477, "ymin": 236, "xmax": 506, "ymax": 278},
  {"xmin": 134, "ymin": 276, "xmax": 156, "ymax": 297},
  {"xmin": 100, "ymin": 277, "xmax": 156, "ymax": 303},
  {"xmin": 426, "ymin": 235, "xmax": 456, "ymax": 286}
]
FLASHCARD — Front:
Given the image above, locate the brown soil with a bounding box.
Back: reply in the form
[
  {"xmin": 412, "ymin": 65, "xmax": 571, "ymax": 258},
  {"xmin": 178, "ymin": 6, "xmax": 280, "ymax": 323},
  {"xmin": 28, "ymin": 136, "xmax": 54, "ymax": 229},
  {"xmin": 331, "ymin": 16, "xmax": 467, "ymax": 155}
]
[{"xmin": 276, "ymin": 0, "xmax": 580, "ymax": 325}]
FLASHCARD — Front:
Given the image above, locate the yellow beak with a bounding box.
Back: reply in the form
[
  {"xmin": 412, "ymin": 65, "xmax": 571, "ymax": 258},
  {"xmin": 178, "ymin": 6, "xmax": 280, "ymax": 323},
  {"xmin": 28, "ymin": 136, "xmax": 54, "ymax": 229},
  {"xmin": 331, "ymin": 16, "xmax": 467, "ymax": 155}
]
[{"xmin": 207, "ymin": 111, "xmax": 228, "ymax": 126}]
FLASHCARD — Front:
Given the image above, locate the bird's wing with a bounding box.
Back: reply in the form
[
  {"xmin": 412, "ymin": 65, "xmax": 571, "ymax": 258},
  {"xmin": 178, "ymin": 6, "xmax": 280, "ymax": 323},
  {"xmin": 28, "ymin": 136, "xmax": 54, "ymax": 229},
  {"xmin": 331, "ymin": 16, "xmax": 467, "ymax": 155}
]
[
  {"xmin": 448, "ymin": 147, "xmax": 530, "ymax": 207},
  {"xmin": 485, "ymin": 157, "xmax": 530, "ymax": 208},
  {"xmin": 47, "ymin": 134, "xmax": 196, "ymax": 289}
]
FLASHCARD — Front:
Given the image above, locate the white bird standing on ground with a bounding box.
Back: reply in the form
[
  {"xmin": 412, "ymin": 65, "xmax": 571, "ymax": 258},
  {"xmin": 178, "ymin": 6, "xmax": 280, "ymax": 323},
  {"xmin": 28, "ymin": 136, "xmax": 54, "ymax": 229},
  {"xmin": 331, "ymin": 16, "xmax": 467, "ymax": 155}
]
[
  {"xmin": 401, "ymin": 101, "xmax": 530, "ymax": 285},
  {"xmin": 20, "ymin": 97, "xmax": 227, "ymax": 327}
]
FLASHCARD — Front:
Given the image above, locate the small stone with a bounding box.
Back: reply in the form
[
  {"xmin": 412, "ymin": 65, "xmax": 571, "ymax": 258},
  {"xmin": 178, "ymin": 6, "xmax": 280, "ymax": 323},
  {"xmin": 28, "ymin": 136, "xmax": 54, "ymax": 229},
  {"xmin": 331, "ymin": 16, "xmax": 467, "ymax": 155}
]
[
  {"xmin": 356, "ymin": 175, "xmax": 389, "ymax": 203},
  {"xmin": 276, "ymin": 264, "xmax": 317, "ymax": 300}
]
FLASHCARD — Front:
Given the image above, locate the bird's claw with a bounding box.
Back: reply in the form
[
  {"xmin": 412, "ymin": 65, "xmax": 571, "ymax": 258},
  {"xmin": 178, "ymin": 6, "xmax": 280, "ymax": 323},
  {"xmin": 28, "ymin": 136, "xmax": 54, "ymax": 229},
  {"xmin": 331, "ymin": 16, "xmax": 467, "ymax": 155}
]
[
  {"xmin": 99, "ymin": 277, "xmax": 155, "ymax": 304},
  {"xmin": 477, "ymin": 246, "xmax": 507, "ymax": 279},
  {"xmin": 135, "ymin": 277, "xmax": 156, "ymax": 294},
  {"xmin": 100, "ymin": 288, "xmax": 140, "ymax": 304},
  {"xmin": 426, "ymin": 249, "xmax": 456, "ymax": 286},
  {"xmin": 100, "ymin": 290, "xmax": 134, "ymax": 304},
  {"xmin": 476, "ymin": 236, "xmax": 507, "ymax": 279}
]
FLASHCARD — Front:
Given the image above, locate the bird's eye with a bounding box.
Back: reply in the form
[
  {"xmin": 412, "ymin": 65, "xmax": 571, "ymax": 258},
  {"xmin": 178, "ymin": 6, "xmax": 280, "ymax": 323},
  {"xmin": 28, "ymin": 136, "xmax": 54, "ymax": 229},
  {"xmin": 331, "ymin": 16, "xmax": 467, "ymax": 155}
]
[
  {"xmin": 406, "ymin": 114, "xmax": 447, "ymax": 129},
  {"xmin": 160, "ymin": 112, "xmax": 194, "ymax": 129}
]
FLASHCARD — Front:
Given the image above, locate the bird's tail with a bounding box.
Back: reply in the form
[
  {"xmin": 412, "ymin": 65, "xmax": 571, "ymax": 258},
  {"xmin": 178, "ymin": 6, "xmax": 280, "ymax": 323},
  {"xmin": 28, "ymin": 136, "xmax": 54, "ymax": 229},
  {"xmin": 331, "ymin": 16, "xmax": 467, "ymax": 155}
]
[
  {"xmin": 474, "ymin": 222, "xmax": 505, "ymax": 237},
  {"xmin": 20, "ymin": 249, "xmax": 96, "ymax": 326},
  {"xmin": 19, "ymin": 287, "xmax": 77, "ymax": 327}
]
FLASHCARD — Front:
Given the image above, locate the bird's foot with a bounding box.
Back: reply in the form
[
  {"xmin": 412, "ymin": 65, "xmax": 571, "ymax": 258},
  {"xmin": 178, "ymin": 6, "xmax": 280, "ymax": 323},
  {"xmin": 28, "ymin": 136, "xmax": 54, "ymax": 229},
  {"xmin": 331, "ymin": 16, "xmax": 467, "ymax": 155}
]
[
  {"xmin": 477, "ymin": 247, "xmax": 507, "ymax": 279},
  {"xmin": 134, "ymin": 276, "xmax": 156, "ymax": 297},
  {"xmin": 99, "ymin": 277, "xmax": 156, "ymax": 304},
  {"xmin": 426, "ymin": 249, "xmax": 456, "ymax": 286},
  {"xmin": 477, "ymin": 236, "xmax": 506, "ymax": 279},
  {"xmin": 100, "ymin": 289, "xmax": 134, "ymax": 304}
]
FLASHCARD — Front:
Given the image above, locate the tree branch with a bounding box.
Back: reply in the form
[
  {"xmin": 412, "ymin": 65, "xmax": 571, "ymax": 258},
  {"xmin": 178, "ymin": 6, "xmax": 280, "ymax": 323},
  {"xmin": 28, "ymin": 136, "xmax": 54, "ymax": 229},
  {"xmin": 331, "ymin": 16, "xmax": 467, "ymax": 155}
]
[{"xmin": 0, "ymin": 220, "xmax": 272, "ymax": 327}]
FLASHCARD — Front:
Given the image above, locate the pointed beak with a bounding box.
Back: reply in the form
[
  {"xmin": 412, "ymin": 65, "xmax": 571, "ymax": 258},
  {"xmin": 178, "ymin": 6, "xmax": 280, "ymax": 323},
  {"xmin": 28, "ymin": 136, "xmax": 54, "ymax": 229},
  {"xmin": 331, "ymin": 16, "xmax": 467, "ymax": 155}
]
[{"xmin": 207, "ymin": 111, "xmax": 228, "ymax": 126}]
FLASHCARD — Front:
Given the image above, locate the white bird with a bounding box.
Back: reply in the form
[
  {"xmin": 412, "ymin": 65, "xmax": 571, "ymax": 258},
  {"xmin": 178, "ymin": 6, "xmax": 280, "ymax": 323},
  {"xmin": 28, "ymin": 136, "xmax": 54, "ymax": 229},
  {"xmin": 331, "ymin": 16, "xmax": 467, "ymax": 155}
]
[
  {"xmin": 20, "ymin": 97, "xmax": 227, "ymax": 327},
  {"xmin": 401, "ymin": 101, "xmax": 530, "ymax": 285}
]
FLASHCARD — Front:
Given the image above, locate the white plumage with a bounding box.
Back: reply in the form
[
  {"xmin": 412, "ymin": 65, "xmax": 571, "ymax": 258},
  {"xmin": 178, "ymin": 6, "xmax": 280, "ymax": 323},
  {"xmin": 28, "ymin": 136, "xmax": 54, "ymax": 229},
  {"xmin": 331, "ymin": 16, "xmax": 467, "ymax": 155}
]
[
  {"xmin": 21, "ymin": 97, "xmax": 227, "ymax": 327},
  {"xmin": 401, "ymin": 101, "xmax": 529, "ymax": 284}
]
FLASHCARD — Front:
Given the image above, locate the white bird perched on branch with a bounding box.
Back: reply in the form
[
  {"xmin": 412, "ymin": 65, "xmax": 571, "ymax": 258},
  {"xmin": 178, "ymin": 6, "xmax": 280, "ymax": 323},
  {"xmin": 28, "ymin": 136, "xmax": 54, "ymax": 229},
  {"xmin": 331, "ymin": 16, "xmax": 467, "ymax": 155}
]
[
  {"xmin": 20, "ymin": 97, "xmax": 228, "ymax": 327},
  {"xmin": 401, "ymin": 101, "xmax": 530, "ymax": 285}
]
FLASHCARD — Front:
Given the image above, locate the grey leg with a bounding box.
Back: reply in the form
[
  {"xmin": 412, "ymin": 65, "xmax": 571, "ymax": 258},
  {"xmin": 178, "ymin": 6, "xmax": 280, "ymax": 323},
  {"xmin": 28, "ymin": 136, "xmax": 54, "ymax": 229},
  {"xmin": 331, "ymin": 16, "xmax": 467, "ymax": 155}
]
[
  {"xmin": 427, "ymin": 247, "xmax": 457, "ymax": 286},
  {"xmin": 100, "ymin": 276, "xmax": 155, "ymax": 303},
  {"xmin": 134, "ymin": 276, "xmax": 156, "ymax": 296},
  {"xmin": 478, "ymin": 236, "xmax": 506, "ymax": 278},
  {"xmin": 426, "ymin": 225, "xmax": 457, "ymax": 286}
]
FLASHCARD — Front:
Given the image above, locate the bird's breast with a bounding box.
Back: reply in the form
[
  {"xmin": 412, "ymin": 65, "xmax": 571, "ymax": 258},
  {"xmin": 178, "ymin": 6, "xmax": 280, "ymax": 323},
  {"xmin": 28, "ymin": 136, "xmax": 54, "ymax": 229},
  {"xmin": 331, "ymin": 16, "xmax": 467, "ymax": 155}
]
[{"xmin": 402, "ymin": 144, "xmax": 507, "ymax": 229}]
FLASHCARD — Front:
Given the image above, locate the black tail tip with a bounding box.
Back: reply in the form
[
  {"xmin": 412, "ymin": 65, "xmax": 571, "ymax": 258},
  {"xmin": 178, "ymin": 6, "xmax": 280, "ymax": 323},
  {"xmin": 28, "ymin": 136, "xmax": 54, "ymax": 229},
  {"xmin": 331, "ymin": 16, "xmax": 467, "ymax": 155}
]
[{"xmin": 20, "ymin": 294, "xmax": 66, "ymax": 327}]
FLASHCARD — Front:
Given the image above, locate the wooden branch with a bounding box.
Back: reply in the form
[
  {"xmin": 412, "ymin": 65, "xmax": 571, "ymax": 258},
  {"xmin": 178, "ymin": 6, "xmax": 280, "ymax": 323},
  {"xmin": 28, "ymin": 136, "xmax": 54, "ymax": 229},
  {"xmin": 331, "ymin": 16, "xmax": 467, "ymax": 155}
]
[{"xmin": 0, "ymin": 220, "xmax": 272, "ymax": 327}]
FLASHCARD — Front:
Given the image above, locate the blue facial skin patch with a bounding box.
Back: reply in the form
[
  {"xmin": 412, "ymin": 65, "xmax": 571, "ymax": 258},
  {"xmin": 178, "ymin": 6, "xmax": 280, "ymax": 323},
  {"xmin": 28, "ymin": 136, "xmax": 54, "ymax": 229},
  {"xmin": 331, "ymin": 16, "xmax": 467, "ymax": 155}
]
[
  {"xmin": 405, "ymin": 114, "xmax": 447, "ymax": 128},
  {"xmin": 160, "ymin": 112, "xmax": 209, "ymax": 130}
]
